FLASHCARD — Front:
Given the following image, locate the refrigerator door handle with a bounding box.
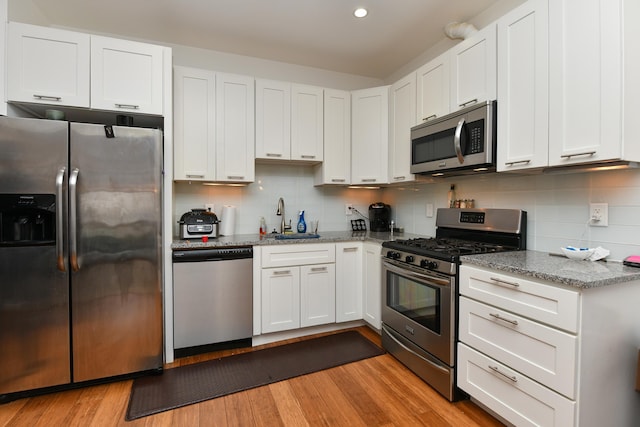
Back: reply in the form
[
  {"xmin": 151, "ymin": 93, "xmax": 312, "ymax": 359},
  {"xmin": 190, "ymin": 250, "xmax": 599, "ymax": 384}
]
[
  {"xmin": 55, "ymin": 167, "xmax": 67, "ymax": 272},
  {"xmin": 69, "ymin": 168, "xmax": 80, "ymax": 272}
]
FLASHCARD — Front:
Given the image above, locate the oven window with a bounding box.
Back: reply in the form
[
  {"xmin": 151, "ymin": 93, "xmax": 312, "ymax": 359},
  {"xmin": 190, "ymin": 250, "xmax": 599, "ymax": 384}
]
[{"xmin": 386, "ymin": 270, "xmax": 440, "ymax": 334}]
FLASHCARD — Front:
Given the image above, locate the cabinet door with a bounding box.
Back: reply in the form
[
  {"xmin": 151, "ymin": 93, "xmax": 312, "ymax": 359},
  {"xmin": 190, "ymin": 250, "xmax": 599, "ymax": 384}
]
[
  {"xmin": 300, "ymin": 263, "xmax": 335, "ymax": 327},
  {"xmin": 450, "ymin": 24, "xmax": 497, "ymax": 111},
  {"xmin": 362, "ymin": 242, "xmax": 382, "ymax": 329},
  {"xmin": 314, "ymin": 89, "xmax": 351, "ymax": 185},
  {"xmin": 261, "ymin": 267, "xmax": 300, "ymax": 333},
  {"xmin": 291, "ymin": 84, "xmax": 324, "ymax": 162},
  {"xmin": 90, "ymin": 35, "xmax": 164, "ymax": 115},
  {"xmin": 335, "ymin": 243, "xmax": 363, "ymax": 322},
  {"xmin": 255, "ymin": 79, "xmax": 291, "ymax": 160},
  {"xmin": 416, "ymin": 53, "xmax": 450, "ymax": 123},
  {"xmin": 351, "ymin": 86, "xmax": 389, "ymax": 185},
  {"xmin": 173, "ymin": 66, "xmax": 216, "ymax": 181},
  {"xmin": 389, "ymin": 73, "xmax": 416, "ymax": 183},
  {"xmin": 548, "ymin": 0, "xmax": 623, "ymax": 166},
  {"xmin": 497, "ymin": 0, "xmax": 549, "ymax": 172},
  {"xmin": 216, "ymin": 73, "xmax": 255, "ymax": 182},
  {"xmin": 7, "ymin": 22, "xmax": 90, "ymax": 108}
]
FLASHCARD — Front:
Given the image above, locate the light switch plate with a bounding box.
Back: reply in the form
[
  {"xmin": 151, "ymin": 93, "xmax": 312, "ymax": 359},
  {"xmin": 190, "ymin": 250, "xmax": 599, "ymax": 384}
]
[{"xmin": 426, "ymin": 203, "xmax": 434, "ymax": 218}]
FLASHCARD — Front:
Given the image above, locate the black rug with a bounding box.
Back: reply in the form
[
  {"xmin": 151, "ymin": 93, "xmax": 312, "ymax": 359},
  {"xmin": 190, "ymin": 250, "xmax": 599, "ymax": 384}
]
[{"xmin": 126, "ymin": 330, "xmax": 385, "ymax": 420}]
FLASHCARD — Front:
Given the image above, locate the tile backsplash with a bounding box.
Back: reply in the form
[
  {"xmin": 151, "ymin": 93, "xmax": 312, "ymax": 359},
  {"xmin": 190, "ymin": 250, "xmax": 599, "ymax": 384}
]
[{"xmin": 173, "ymin": 164, "xmax": 640, "ymax": 262}]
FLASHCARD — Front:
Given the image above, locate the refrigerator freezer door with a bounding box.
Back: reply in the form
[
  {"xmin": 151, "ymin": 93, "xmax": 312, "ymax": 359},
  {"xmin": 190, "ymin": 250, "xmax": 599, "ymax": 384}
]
[
  {"xmin": 0, "ymin": 117, "xmax": 71, "ymax": 394},
  {"xmin": 69, "ymin": 123, "xmax": 163, "ymax": 382}
]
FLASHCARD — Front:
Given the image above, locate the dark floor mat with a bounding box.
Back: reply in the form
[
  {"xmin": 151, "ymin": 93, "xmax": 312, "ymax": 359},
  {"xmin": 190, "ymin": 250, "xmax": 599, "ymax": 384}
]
[{"xmin": 126, "ymin": 330, "xmax": 385, "ymax": 420}]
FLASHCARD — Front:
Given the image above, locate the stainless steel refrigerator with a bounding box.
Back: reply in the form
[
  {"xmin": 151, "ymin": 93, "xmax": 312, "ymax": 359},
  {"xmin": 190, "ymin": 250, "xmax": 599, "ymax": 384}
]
[{"xmin": 0, "ymin": 116, "xmax": 163, "ymax": 399}]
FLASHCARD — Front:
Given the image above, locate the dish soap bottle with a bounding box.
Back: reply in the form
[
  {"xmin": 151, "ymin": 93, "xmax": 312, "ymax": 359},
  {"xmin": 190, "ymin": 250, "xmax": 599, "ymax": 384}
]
[
  {"xmin": 259, "ymin": 216, "xmax": 267, "ymax": 236},
  {"xmin": 297, "ymin": 210, "xmax": 307, "ymax": 233}
]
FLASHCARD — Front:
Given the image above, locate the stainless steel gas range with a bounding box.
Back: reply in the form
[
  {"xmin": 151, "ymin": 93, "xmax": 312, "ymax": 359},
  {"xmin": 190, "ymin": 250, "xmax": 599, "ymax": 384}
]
[{"xmin": 381, "ymin": 208, "xmax": 527, "ymax": 401}]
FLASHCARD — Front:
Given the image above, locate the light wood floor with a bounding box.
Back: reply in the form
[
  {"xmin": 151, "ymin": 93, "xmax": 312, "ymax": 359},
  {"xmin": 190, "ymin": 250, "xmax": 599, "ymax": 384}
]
[{"xmin": 0, "ymin": 327, "xmax": 504, "ymax": 426}]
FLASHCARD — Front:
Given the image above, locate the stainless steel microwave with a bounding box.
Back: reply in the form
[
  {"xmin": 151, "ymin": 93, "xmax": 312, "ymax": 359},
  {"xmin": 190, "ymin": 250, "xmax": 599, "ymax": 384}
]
[{"xmin": 410, "ymin": 100, "xmax": 496, "ymax": 176}]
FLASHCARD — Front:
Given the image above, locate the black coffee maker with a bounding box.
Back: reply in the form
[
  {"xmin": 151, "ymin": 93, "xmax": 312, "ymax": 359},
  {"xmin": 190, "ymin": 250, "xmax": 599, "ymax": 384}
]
[{"xmin": 368, "ymin": 202, "xmax": 391, "ymax": 232}]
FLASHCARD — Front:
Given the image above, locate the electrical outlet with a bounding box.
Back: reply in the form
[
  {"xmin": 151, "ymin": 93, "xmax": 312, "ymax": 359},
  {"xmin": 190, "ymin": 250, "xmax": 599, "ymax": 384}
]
[
  {"xmin": 426, "ymin": 203, "xmax": 434, "ymax": 218},
  {"xmin": 345, "ymin": 204, "xmax": 353, "ymax": 215},
  {"xmin": 205, "ymin": 203, "xmax": 215, "ymax": 213},
  {"xmin": 589, "ymin": 203, "xmax": 608, "ymax": 227}
]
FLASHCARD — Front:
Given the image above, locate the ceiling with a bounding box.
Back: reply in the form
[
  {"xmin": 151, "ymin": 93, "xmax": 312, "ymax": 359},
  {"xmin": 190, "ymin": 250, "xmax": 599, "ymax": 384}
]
[{"xmin": 28, "ymin": 0, "xmax": 500, "ymax": 79}]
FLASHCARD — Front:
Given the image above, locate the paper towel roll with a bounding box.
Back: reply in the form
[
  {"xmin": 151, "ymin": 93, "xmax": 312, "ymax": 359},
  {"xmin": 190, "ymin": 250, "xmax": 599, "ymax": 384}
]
[{"xmin": 219, "ymin": 205, "xmax": 236, "ymax": 236}]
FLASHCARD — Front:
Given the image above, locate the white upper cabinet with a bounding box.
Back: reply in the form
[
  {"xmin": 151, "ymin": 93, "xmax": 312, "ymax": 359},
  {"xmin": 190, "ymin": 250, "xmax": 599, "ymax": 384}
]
[
  {"xmin": 416, "ymin": 52, "xmax": 450, "ymax": 123},
  {"xmin": 7, "ymin": 22, "xmax": 90, "ymax": 108},
  {"xmin": 215, "ymin": 73, "xmax": 255, "ymax": 183},
  {"xmin": 173, "ymin": 68, "xmax": 254, "ymax": 183},
  {"xmin": 351, "ymin": 86, "xmax": 390, "ymax": 185},
  {"xmin": 255, "ymin": 79, "xmax": 291, "ymax": 160},
  {"xmin": 173, "ymin": 66, "xmax": 216, "ymax": 181},
  {"xmin": 548, "ymin": 0, "xmax": 640, "ymax": 166},
  {"xmin": 90, "ymin": 35, "xmax": 164, "ymax": 115},
  {"xmin": 255, "ymin": 79, "xmax": 323, "ymax": 162},
  {"xmin": 496, "ymin": 0, "xmax": 549, "ymax": 172},
  {"xmin": 389, "ymin": 73, "xmax": 416, "ymax": 183},
  {"xmin": 315, "ymin": 89, "xmax": 351, "ymax": 185},
  {"xmin": 7, "ymin": 22, "xmax": 166, "ymax": 116},
  {"xmin": 291, "ymin": 84, "xmax": 324, "ymax": 162},
  {"xmin": 450, "ymin": 24, "xmax": 497, "ymax": 111}
]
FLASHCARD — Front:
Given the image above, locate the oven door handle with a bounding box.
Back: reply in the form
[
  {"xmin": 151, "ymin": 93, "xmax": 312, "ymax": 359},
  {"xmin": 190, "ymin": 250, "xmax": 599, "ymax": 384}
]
[
  {"xmin": 383, "ymin": 260, "xmax": 450, "ymax": 287},
  {"xmin": 382, "ymin": 325, "xmax": 449, "ymax": 374}
]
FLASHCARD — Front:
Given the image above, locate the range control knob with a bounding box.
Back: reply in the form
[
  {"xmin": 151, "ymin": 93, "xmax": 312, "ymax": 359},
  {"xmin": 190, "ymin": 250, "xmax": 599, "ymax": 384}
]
[
  {"xmin": 405, "ymin": 255, "xmax": 415, "ymax": 263},
  {"xmin": 420, "ymin": 259, "xmax": 439, "ymax": 270},
  {"xmin": 386, "ymin": 251, "xmax": 400, "ymax": 260},
  {"xmin": 428, "ymin": 261, "xmax": 439, "ymax": 270}
]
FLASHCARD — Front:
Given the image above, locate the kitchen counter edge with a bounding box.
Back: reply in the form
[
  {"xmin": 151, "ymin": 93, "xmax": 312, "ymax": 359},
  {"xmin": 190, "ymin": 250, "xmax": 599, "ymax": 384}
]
[
  {"xmin": 171, "ymin": 231, "xmax": 426, "ymax": 250},
  {"xmin": 460, "ymin": 250, "xmax": 640, "ymax": 289}
]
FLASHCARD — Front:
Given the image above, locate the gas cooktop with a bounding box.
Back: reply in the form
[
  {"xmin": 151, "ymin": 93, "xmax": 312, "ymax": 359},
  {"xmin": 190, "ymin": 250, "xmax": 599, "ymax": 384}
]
[{"xmin": 383, "ymin": 237, "xmax": 518, "ymax": 257}]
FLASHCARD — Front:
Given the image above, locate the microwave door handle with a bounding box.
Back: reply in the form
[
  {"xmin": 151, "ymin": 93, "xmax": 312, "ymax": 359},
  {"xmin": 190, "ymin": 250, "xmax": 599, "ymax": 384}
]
[{"xmin": 454, "ymin": 118, "xmax": 465, "ymax": 164}]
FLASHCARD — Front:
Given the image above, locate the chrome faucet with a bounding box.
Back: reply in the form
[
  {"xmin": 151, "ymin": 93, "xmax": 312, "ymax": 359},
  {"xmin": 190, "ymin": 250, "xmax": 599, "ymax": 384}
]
[{"xmin": 276, "ymin": 197, "xmax": 285, "ymax": 234}]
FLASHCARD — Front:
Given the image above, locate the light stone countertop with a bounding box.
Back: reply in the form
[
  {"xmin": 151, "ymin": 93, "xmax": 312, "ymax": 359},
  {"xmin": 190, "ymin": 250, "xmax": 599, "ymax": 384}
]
[
  {"xmin": 460, "ymin": 250, "xmax": 640, "ymax": 289},
  {"xmin": 171, "ymin": 230, "xmax": 429, "ymax": 250}
]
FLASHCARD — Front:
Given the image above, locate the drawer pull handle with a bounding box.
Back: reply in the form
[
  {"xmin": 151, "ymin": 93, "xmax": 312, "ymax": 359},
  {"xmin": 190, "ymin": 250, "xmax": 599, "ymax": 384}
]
[
  {"xmin": 489, "ymin": 312, "xmax": 519, "ymax": 326},
  {"xmin": 301, "ymin": 155, "xmax": 316, "ymax": 159},
  {"xmin": 273, "ymin": 270, "xmax": 291, "ymax": 275},
  {"xmin": 343, "ymin": 247, "xmax": 358, "ymax": 252},
  {"xmin": 361, "ymin": 178, "xmax": 377, "ymax": 183},
  {"xmin": 505, "ymin": 160, "xmax": 531, "ymax": 166},
  {"xmin": 423, "ymin": 114, "xmax": 437, "ymax": 121},
  {"xmin": 561, "ymin": 151, "xmax": 596, "ymax": 159},
  {"xmin": 488, "ymin": 365, "xmax": 518, "ymax": 383},
  {"xmin": 114, "ymin": 103, "xmax": 140, "ymax": 110},
  {"xmin": 186, "ymin": 174, "xmax": 205, "ymax": 178},
  {"xmin": 34, "ymin": 94, "xmax": 62, "ymax": 101},
  {"xmin": 331, "ymin": 178, "xmax": 346, "ymax": 183},
  {"xmin": 459, "ymin": 98, "xmax": 478, "ymax": 108},
  {"xmin": 311, "ymin": 267, "xmax": 327, "ymax": 272},
  {"xmin": 489, "ymin": 277, "xmax": 520, "ymax": 288},
  {"xmin": 266, "ymin": 153, "xmax": 282, "ymax": 157},
  {"xmin": 393, "ymin": 176, "xmax": 406, "ymax": 180},
  {"xmin": 227, "ymin": 176, "xmax": 244, "ymax": 180}
]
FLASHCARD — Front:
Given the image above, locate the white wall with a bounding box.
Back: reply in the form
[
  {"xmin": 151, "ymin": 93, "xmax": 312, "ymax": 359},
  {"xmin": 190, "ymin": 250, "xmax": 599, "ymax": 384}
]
[{"xmin": 382, "ymin": 169, "xmax": 640, "ymax": 262}]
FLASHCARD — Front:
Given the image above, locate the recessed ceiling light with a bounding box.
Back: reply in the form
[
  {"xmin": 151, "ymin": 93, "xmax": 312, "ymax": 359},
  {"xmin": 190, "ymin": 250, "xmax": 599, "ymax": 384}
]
[{"xmin": 354, "ymin": 8, "xmax": 368, "ymax": 18}]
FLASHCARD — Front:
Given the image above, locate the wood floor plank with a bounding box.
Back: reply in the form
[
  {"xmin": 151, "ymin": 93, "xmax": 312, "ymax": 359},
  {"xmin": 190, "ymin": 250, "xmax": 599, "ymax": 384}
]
[
  {"xmin": 246, "ymin": 385, "xmax": 284, "ymax": 427},
  {"xmin": 268, "ymin": 381, "xmax": 309, "ymax": 426},
  {"xmin": 305, "ymin": 369, "xmax": 369, "ymax": 427},
  {"xmin": 326, "ymin": 364, "xmax": 393, "ymax": 426},
  {"xmin": 197, "ymin": 393, "xmax": 230, "ymax": 427},
  {"xmin": 222, "ymin": 389, "xmax": 257, "ymax": 426}
]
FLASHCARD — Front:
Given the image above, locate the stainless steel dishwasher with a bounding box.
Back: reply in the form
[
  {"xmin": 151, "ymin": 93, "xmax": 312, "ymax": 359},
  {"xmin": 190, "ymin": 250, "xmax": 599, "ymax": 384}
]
[{"xmin": 172, "ymin": 247, "xmax": 253, "ymax": 357}]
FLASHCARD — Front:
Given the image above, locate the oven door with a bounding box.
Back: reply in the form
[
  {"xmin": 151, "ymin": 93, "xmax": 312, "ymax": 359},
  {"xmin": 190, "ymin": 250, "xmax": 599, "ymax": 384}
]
[{"xmin": 381, "ymin": 259, "xmax": 455, "ymax": 366}]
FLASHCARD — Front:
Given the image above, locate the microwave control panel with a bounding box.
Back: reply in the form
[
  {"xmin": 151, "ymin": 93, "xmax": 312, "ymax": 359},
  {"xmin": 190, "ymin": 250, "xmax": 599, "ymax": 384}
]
[{"xmin": 466, "ymin": 120, "xmax": 485, "ymax": 154}]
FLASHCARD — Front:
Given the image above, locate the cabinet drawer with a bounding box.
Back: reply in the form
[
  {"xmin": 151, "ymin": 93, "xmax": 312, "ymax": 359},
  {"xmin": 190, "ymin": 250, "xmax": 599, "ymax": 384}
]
[
  {"xmin": 459, "ymin": 296, "xmax": 577, "ymax": 398},
  {"xmin": 458, "ymin": 343, "xmax": 575, "ymax": 427},
  {"xmin": 261, "ymin": 243, "xmax": 335, "ymax": 268},
  {"xmin": 460, "ymin": 265, "xmax": 580, "ymax": 333}
]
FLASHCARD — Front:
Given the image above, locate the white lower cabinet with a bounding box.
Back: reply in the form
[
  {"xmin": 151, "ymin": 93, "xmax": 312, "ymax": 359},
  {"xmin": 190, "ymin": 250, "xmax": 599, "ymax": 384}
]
[
  {"xmin": 260, "ymin": 244, "xmax": 335, "ymax": 334},
  {"xmin": 335, "ymin": 242, "xmax": 363, "ymax": 322},
  {"xmin": 362, "ymin": 242, "xmax": 382, "ymax": 329},
  {"xmin": 459, "ymin": 263, "xmax": 640, "ymax": 427}
]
